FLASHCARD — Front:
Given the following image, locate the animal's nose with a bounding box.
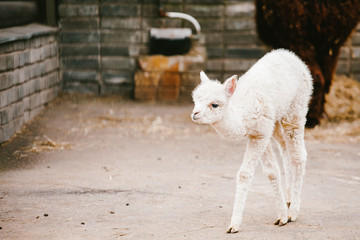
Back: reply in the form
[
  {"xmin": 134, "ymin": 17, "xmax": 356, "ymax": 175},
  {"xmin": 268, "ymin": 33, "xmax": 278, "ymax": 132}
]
[{"xmin": 192, "ymin": 111, "xmax": 200, "ymax": 120}]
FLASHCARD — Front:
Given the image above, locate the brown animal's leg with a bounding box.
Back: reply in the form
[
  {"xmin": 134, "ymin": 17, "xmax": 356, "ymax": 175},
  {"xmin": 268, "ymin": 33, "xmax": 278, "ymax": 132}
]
[
  {"xmin": 306, "ymin": 63, "xmax": 325, "ymax": 128},
  {"xmin": 320, "ymin": 48, "xmax": 339, "ymax": 95}
]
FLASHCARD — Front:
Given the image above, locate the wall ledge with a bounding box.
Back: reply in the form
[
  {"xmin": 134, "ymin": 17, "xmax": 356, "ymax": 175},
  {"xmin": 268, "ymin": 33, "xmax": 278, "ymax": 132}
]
[{"xmin": 0, "ymin": 23, "xmax": 58, "ymax": 45}]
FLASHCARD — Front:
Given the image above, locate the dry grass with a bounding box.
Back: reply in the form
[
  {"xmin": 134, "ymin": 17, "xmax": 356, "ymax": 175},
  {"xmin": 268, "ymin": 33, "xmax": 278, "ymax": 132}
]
[
  {"xmin": 306, "ymin": 75, "xmax": 360, "ymax": 142},
  {"xmin": 305, "ymin": 119, "xmax": 360, "ymax": 142},
  {"xmin": 29, "ymin": 135, "xmax": 72, "ymax": 153},
  {"xmin": 325, "ymin": 75, "xmax": 360, "ymax": 122}
]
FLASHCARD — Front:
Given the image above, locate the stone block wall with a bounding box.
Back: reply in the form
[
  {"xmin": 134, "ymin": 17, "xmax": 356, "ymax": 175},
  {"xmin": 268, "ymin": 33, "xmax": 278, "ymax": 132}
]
[
  {"xmin": 58, "ymin": 0, "xmax": 360, "ymax": 98},
  {"xmin": 58, "ymin": 0, "xmax": 263, "ymax": 97},
  {"xmin": 0, "ymin": 24, "xmax": 60, "ymax": 143},
  {"xmin": 337, "ymin": 24, "xmax": 360, "ymax": 81}
]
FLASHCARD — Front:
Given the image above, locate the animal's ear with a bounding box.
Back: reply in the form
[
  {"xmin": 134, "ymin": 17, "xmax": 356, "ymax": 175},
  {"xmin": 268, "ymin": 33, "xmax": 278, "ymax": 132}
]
[
  {"xmin": 224, "ymin": 75, "xmax": 237, "ymax": 97},
  {"xmin": 200, "ymin": 71, "xmax": 210, "ymax": 84}
]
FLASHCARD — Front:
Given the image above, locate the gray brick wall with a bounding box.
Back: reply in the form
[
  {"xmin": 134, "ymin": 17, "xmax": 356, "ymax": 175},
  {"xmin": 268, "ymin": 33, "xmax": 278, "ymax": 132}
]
[
  {"xmin": 58, "ymin": 0, "xmax": 360, "ymax": 96},
  {"xmin": 336, "ymin": 23, "xmax": 360, "ymax": 79},
  {"xmin": 343, "ymin": 24, "xmax": 360, "ymax": 81},
  {"xmin": 0, "ymin": 24, "xmax": 60, "ymax": 144}
]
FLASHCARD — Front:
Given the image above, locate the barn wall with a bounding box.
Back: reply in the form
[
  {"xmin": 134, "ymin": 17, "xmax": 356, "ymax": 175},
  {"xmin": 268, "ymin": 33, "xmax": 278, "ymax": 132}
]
[{"xmin": 58, "ymin": 0, "xmax": 360, "ymax": 96}]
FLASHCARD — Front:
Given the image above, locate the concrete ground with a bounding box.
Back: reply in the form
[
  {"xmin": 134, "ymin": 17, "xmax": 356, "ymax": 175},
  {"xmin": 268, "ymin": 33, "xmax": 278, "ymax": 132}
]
[{"xmin": 0, "ymin": 95, "xmax": 359, "ymax": 240}]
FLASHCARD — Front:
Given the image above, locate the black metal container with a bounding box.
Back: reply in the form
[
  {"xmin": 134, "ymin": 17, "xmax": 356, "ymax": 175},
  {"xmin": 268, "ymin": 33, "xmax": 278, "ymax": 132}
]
[{"xmin": 149, "ymin": 28, "xmax": 192, "ymax": 56}]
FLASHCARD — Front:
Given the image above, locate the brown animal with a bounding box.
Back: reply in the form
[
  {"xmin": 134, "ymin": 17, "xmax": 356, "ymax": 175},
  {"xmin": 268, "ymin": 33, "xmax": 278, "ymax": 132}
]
[{"xmin": 255, "ymin": 0, "xmax": 360, "ymax": 127}]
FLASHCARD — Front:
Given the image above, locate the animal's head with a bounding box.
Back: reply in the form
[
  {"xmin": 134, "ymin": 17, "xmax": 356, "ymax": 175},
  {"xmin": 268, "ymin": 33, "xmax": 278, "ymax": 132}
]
[{"xmin": 191, "ymin": 71, "xmax": 238, "ymax": 124}]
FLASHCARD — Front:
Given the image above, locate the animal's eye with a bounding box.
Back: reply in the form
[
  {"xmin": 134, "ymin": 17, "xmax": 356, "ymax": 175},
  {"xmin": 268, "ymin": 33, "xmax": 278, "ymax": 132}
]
[{"xmin": 211, "ymin": 103, "xmax": 219, "ymax": 108}]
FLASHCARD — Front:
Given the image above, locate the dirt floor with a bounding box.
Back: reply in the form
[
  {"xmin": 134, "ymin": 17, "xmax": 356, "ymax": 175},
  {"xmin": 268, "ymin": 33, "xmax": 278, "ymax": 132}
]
[{"xmin": 0, "ymin": 93, "xmax": 360, "ymax": 240}]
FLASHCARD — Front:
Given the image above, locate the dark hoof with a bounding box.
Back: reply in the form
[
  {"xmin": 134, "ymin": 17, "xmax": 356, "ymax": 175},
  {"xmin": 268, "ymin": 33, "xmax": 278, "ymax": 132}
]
[
  {"xmin": 274, "ymin": 219, "xmax": 288, "ymax": 226},
  {"xmin": 279, "ymin": 221, "xmax": 287, "ymax": 226},
  {"xmin": 226, "ymin": 227, "xmax": 238, "ymax": 234}
]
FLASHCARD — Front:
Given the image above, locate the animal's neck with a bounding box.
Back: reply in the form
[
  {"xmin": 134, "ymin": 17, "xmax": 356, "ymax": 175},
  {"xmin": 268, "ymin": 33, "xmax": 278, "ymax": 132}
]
[{"xmin": 211, "ymin": 108, "xmax": 246, "ymax": 141}]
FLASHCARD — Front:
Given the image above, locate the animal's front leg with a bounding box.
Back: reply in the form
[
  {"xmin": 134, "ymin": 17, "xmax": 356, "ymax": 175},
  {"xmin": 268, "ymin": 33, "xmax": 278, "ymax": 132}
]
[{"xmin": 227, "ymin": 137, "xmax": 269, "ymax": 233}]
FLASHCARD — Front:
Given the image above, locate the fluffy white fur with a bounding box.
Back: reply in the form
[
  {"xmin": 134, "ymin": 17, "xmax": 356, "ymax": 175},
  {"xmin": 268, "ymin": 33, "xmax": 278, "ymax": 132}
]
[{"xmin": 191, "ymin": 49, "xmax": 313, "ymax": 233}]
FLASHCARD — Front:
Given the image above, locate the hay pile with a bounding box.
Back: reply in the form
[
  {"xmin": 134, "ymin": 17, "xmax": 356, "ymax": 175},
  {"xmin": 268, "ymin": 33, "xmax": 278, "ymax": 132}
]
[
  {"xmin": 306, "ymin": 75, "xmax": 360, "ymax": 142},
  {"xmin": 325, "ymin": 75, "xmax": 360, "ymax": 122}
]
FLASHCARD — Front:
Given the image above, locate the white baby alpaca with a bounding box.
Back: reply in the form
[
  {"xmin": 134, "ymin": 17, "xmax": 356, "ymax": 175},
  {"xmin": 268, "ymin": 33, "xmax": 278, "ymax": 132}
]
[{"xmin": 191, "ymin": 49, "xmax": 313, "ymax": 233}]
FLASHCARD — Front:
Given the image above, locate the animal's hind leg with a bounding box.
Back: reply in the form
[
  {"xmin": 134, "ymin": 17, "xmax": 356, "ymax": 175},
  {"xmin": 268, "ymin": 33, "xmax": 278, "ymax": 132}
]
[
  {"xmin": 273, "ymin": 122, "xmax": 292, "ymax": 208},
  {"xmin": 282, "ymin": 119, "xmax": 307, "ymax": 222},
  {"xmin": 259, "ymin": 142, "xmax": 288, "ymax": 226}
]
